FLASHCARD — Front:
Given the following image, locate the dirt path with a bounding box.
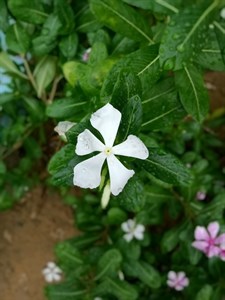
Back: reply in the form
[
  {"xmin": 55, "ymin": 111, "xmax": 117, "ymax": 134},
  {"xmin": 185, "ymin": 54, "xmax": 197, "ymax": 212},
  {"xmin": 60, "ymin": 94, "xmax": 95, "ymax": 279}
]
[{"xmin": 0, "ymin": 187, "xmax": 77, "ymax": 300}]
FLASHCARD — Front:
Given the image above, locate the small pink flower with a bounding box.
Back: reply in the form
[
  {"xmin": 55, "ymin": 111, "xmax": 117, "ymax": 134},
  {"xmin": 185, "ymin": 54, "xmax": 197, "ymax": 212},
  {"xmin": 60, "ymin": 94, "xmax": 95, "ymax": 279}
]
[
  {"xmin": 82, "ymin": 48, "xmax": 91, "ymax": 62},
  {"xmin": 192, "ymin": 221, "xmax": 221, "ymax": 257},
  {"xmin": 167, "ymin": 271, "xmax": 189, "ymax": 291},
  {"xmin": 196, "ymin": 191, "xmax": 206, "ymax": 201}
]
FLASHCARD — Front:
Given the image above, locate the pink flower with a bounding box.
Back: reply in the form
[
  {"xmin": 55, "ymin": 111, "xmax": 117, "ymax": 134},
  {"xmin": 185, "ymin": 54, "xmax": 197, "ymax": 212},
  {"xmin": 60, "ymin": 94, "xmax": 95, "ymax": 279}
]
[
  {"xmin": 167, "ymin": 271, "xmax": 189, "ymax": 291},
  {"xmin": 82, "ymin": 48, "xmax": 91, "ymax": 62},
  {"xmin": 192, "ymin": 221, "xmax": 221, "ymax": 257},
  {"xmin": 196, "ymin": 191, "xmax": 206, "ymax": 201}
]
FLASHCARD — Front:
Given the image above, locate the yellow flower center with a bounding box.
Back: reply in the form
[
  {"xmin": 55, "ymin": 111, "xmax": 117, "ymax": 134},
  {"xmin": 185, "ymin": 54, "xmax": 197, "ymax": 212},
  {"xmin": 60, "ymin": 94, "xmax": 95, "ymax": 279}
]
[{"xmin": 104, "ymin": 147, "xmax": 112, "ymax": 156}]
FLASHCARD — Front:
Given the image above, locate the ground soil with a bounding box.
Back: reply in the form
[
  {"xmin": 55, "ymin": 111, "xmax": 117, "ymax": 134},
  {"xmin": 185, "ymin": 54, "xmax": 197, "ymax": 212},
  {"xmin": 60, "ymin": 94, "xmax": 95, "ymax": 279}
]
[
  {"xmin": 0, "ymin": 72, "xmax": 224, "ymax": 300},
  {"xmin": 0, "ymin": 186, "xmax": 77, "ymax": 300}
]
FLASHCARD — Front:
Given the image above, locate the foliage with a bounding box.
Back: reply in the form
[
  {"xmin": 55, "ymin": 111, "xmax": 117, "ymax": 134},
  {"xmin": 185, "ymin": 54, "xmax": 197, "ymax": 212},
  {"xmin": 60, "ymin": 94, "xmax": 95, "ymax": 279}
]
[{"xmin": 0, "ymin": 0, "xmax": 225, "ymax": 299}]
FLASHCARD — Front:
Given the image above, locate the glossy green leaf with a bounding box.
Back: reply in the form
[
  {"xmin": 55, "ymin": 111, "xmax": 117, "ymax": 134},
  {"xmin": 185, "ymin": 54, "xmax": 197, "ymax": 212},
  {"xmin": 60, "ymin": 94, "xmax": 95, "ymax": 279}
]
[
  {"xmin": 95, "ymin": 249, "xmax": 122, "ymax": 280},
  {"xmin": 46, "ymin": 98, "xmax": 87, "ymax": 119},
  {"xmin": 123, "ymin": 0, "xmax": 181, "ymax": 14},
  {"xmin": 175, "ymin": 65, "xmax": 209, "ymax": 122},
  {"xmin": 6, "ymin": 23, "xmax": 30, "ymax": 54},
  {"xmin": 90, "ymin": 0, "xmax": 153, "ymax": 43},
  {"xmin": 54, "ymin": 0, "xmax": 75, "ymax": 35},
  {"xmin": 133, "ymin": 261, "xmax": 161, "ymax": 289},
  {"xmin": 76, "ymin": 6, "xmax": 102, "ymax": 32},
  {"xmin": 33, "ymin": 56, "xmax": 57, "ymax": 98},
  {"xmin": 139, "ymin": 148, "xmax": 192, "ymax": 186},
  {"xmin": 45, "ymin": 280, "xmax": 86, "ymax": 300},
  {"xmin": 159, "ymin": 1, "xmax": 219, "ymax": 70},
  {"xmin": 55, "ymin": 242, "xmax": 83, "ymax": 271},
  {"xmin": 142, "ymin": 79, "xmax": 185, "ymax": 130},
  {"xmin": 119, "ymin": 95, "xmax": 142, "ymax": 140},
  {"xmin": 116, "ymin": 177, "xmax": 145, "ymax": 212},
  {"xmin": 48, "ymin": 144, "xmax": 80, "ymax": 185},
  {"xmin": 195, "ymin": 285, "xmax": 213, "ymax": 300},
  {"xmin": 0, "ymin": 0, "xmax": 9, "ymax": 31},
  {"xmin": 100, "ymin": 277, "xmax": 138, "ymax": 300},
  {"xmin": 0, "ymin": 52, "xmax": 28, "ymax": 79},
  {"xmin": 59, "ymin": 33, "xmax": 78, "ymax": 59},
  {"xmin": 8, "ymin": 0, "xmax": 48, "ymax": 24},
  {"xmin": 110, "ymin": 71, "xmax": 142, "ymax": 112},
  {"xmin": 32, "ymin": 14, "xmax": 62, "ymax": 56},
  {"xmin": 101, "ymin": 44, "xmax": 160, "ymax": 100}
]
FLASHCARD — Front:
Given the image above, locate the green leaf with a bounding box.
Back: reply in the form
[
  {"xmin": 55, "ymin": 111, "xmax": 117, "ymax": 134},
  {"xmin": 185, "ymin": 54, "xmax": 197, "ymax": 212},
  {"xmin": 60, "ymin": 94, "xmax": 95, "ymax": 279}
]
[
  {"xmin": 101, "ymin": 44, "xmax": 160, "ymax": 100},
  {"xmin": 195, "ymin": 285, "xmax": 213, "ymax": 300},
  {"xmin": 46, "ymin": 98, "xmax": 87, "ymax": 119},
  {"xmin": 32, "ymin": 14, "xmax": 62, "ymax": 56},
  {"xmin": 139, "ymin": 148, "xmax": 192, "ymax": 186},
  {"xmin": 23, "ymin": 97, "xmax": 45, "ymax": 122},
  {"xmin": 214, "ymin": 19, "xmax": 225, "ymax": 65},
  {"xmin": 0, "ymin": 0, "xmax": 9, "ymax": 31},
  {"xmin": 90, "ymin": 0, "xmax": 153, "ymax": 43},
  {"xmin": 175, "ymin": 65, "xmax": 209, "ymax": 122},
  {"xmin": 106, "ymin": 207, "xmax": 127, "ymax": 225},
  {"xmin": 100, "ymin": 277, "xmax": 138, "ymax": 300},
  {"xmin": 89, "ymin": 42, "xmax": 108, "ymax": 66},
  {"xmin": 195, "ymin": 28, "xmax": 225, "ymax": 71},
  {"xmin": 159, "ymin": 1, "xmax": 219, "ymax": 70},
  {"xmin": 6, "ymin": 23, "xmax": 30, "ymax": 54},
  {"xmin": 66, "ymin": 118, "xmax": 91, "ymax": 145},
  {"xmin": 8, "ymin": 0, "xmax": 48, "ymax": 24},
  {"xmin": 0, "ymin": 93, "xmax": 17, "ymax": 106},
  {"xmin": 116, "ymin": 177, "xmax": 145, "ymax": 212},
  {"xmin": 199, "ymin": 193, "xmax": 225, "ymax": 219},
  {"xmin": 54, "ymin": 0, "xmax": 75, "ymax": 35},
  {"xmin": 70, "ymin": 233, "xmax": 101, "ymax": 250},
  {"xmin": 76, "ymin": 5, "xmax": 102, "ymax": 32},
  {"xmin": 45, "ymin": 280, "xmax": 86, "ymax": 300},
  {"xmin": 95, "ymin": 249, "xmax": 122, "ymax": 280},
  {"xmin": 142, "ymin": 79, "xmax": 185, "ymax": 130},
  {"xmin": 55, "ymin": 241, "xmax": 83, "ymax": 271},
  {"xmin": 133, "ymin": 261, "xmax": 161, "ymax": 289},
  {"xmin": 110, "ymin": 71, "xmax": 142, "ymax": 112},
  {"xmin": 59, "ymin": 33, "xmax": 78, "ymax": 59},
  {"xmin": 0, "ymin": 52, "xmax": 28, "ymax": 79},
  {"xmin": 33, "ymin": 56, "xmax": 57, "ymax": 98},
  {"xmin": 119, "ymin": 95, "xmax": 142, "ymax": 140},
  {"xmin": 48, "ymin": 144, "xmax": 80, "ymax": 185},
  {"xmin": 123, "ymin": 0, "xmax": 181, "ymax": 14}
]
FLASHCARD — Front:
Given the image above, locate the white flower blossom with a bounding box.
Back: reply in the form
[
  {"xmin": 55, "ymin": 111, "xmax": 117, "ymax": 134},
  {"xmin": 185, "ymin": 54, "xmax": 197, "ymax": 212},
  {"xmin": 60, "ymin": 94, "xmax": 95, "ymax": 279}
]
[
  {"xmin": 121, "ymin": 219, "xmax": 145, "ymax": 242},
  {"xmin": 220, "ymin": 7, "xmax": 225, "ymax": 19},
  {"xmin": 54, "ymin": 121, "xmax": 75, "ymax": 140},
  {"xmin": 42, "ymin": 262, "xmax": 62, "ymax": 283},
  {"xmin": 73, "ymin": 103, "xmax": 149, "ymax": 196}
]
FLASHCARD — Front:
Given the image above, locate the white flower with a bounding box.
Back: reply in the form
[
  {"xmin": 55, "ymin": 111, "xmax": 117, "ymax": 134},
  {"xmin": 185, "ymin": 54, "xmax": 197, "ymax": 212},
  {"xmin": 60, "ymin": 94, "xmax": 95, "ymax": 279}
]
[
  {"xmin": 73, "ymin": 103, "xmax": 149, "ymax": 196},
  {"xmin": 42, "ymin": 262, "xmax": 62, "ymax": 283},
  {"xmin": 220, "ymin": 7, "xmax": 225, "ymax": 19},
  {"xmin": 121, "ymin": 219, "xmax": 145, "ymax": 242},
  {"xmin": 54, "ymin": 121, "xmax": 75, "ymax": 140}
]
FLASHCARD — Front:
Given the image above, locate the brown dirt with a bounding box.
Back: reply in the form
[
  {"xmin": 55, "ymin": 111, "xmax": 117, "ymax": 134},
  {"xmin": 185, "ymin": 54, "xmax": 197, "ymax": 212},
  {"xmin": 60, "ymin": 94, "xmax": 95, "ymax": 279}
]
[
  {"xmin": 205, "ymin": 71, "xmax": 225, "ymax": 111},
  {"xmin": 0, "ymin": 186, "xmax": 77, "ymax": 300}
]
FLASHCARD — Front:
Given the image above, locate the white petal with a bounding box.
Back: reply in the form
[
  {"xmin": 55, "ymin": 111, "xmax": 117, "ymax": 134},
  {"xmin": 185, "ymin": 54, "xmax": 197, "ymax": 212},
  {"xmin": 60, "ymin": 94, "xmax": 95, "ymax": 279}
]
[
  {"xmin": 113, "ymin": 135, "xmax": 149, "ymax": 159},
  {"xmin": 134, "ymin": 230, "xmax": 144, "ymax": 240},
  {"xmin": 73, "ymin": 153, "xmax": 106, "ymax": 189},
  {"xmin": 135, "ymin": 224, "xmax": 145, "ymax": 235},
  {"xmin": 90, "ymin": 103, "xmax": 121, "ymax": 147},
  {"xmin": 121, "ymin": 219, "xmax": 135, "ymax": 233},
  {"xmin": 53, "ymin": 273, "xmax": 62, "ymax": 282},
  {"xmin": 53, "ymin": 266, "xmax": 62, "ymax": 274},
  {"xmin": 47, "ymin": 262, "xmax": 56, "ymax": 269},
  {"xmin": 45, "ymin": 273, "xmax": 54, "ymax": 283},
  {"xmin": 123, "ymin": 233, "xmax": 134, "ymax": 242},
  {"xmin": 76, "ymin": 129, "xmax": 104, "ymax": 155},
  {"xmin": 54, "ymin": 121, "xmax": 75, "ymax": 138},
  {"xmin": 107, "ymin": 155, "xmax": 134, "ymax": 196}
]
